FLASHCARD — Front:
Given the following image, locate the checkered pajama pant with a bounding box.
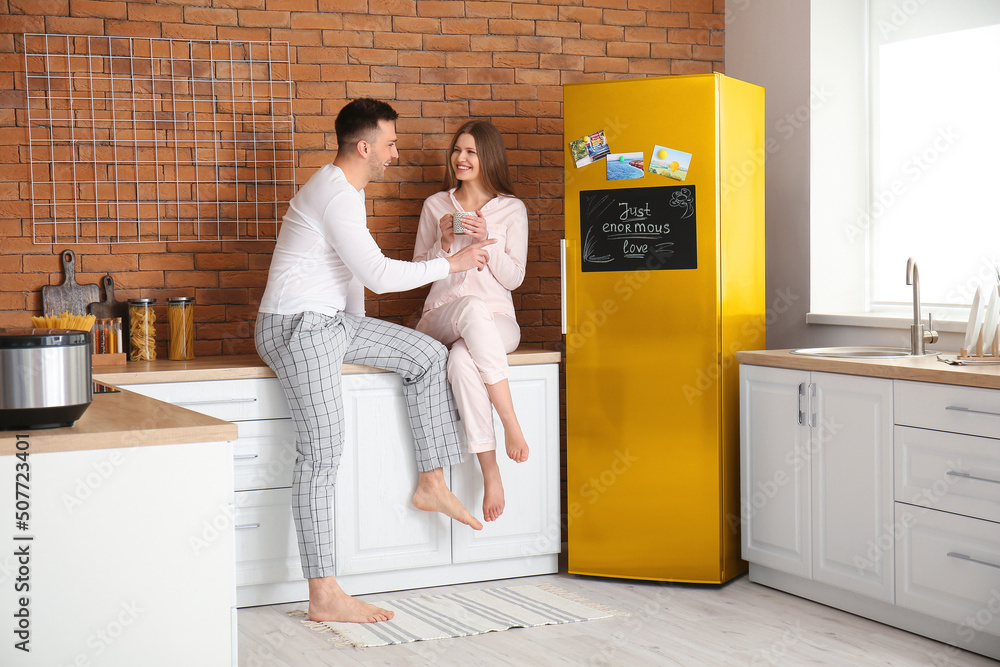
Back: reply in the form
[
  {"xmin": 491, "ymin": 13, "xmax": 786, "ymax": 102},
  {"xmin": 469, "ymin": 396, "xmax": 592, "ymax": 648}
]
[{"xmin": 254, "ymin": 310, "xmax": 465, "ymax": 578}]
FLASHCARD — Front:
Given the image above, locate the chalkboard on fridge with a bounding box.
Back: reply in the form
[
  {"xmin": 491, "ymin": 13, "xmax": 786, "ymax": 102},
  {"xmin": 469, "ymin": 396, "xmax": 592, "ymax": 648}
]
[{"xmin": 579, "ymin": 185, "xmax": 697, "ymax": 273}]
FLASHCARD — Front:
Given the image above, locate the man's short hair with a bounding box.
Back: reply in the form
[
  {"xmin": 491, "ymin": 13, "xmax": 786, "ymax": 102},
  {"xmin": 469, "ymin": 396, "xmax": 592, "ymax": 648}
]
[{"xmin": 335, "ymin": 98, "xmax": 399, "ymax": 148}]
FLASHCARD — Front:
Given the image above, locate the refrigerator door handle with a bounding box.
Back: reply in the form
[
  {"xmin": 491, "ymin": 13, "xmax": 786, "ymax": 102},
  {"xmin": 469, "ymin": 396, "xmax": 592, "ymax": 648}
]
[
  {"xmin": 797, "ymin": 382, "xmax": 806, "ymax": 425},
  {"xmin": 560, "ymin": 238, "xmax": 567, "ymax": 335}
]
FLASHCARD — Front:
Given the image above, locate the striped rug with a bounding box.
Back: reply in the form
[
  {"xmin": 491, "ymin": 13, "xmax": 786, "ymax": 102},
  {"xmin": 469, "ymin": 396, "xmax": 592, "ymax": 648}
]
[{"xmin": 291, "ymin": 583, "xmax": 619, "ymax": 648}]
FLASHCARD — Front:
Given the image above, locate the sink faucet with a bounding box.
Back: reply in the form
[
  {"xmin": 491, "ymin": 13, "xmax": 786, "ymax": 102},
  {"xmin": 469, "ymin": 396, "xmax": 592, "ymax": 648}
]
[{"xmin": 905, "ymin": 257, "xmax": 938, "ymax": 355}]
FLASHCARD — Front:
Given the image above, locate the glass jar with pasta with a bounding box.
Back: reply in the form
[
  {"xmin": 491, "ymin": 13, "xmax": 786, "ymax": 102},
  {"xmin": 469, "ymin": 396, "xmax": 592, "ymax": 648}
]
[
  {"xmin": 128, "ymin": 298, "xmax": 157, "ymax": 361},
  {"xmin": 167, "ymin": 296, "xmax": 195, "ymax": 361}
]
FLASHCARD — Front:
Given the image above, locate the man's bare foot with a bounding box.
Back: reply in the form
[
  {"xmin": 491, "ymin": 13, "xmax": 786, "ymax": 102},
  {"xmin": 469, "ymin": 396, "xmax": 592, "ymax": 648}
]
[
  {"xmin": 477, "ymin": 451, "xmax": 505, "ymax": 522},
  {"xmin": 308, "ymin": 576, "xmax": 394, "ymax": 623},
  {"xmin": 505, "ymin": 430, "xmax": 529, "ymax": 463},
  {"xmin": 413, "ymin": 468, "xmax": 484, "ymax": 530}
]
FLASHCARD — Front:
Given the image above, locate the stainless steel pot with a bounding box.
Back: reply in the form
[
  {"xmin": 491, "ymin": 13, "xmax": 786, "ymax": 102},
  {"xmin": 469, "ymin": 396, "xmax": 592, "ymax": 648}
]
[{"xmin": 0, "ymin": 328, "xmax": 93, "ymax": 430}]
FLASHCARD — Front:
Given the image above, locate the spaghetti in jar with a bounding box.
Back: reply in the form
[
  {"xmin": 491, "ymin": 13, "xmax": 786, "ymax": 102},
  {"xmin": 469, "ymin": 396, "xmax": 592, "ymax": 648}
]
[
  {"xmin": 167, "ymin": 296, "xmax": 195, "ymax": 360},
  {"xmin": 128, "ymin": 298, "xmax": 157, "ymax": 361}
]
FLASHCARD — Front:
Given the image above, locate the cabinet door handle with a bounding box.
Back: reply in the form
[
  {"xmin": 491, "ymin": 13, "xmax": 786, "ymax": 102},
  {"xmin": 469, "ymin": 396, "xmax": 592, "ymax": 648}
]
[
  {"xmin": 947, "ymin": 552, "xmax": 1000, "ymax": 570},
  {"xmin": 946, "ymin": 470, "xmax": 1000, "ymax": 486},
  {"xmin": 809, "ymin": 382, "xmax": 818, "ymax": 428},
  {"xmin": 175, "ymin": 397, "xmax": 258, "ymax": 406},
  {"xmin": 945, "ymin": 405, "xmax": 1000, "ymax": 418},
  {"xmin": 235, "ymin": 523, "xmax": 261, "ymax": 530},
  {"xmin": 797, "ymin": 383, "xmax": 806, "ymax": 425},
  {"xmin": 233, "ymin": 454, "xmax": 260, "ymax": 461}
]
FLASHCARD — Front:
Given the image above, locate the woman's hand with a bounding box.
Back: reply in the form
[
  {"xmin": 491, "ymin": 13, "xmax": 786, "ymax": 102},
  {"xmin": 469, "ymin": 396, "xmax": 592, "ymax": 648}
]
[
  {"xmin": 438, "ymin": 214, "xmax": 456, "ymax": 252},
  {"xmin": 458, "ymin": 211, "xmax": 489, "ymax": 242}
]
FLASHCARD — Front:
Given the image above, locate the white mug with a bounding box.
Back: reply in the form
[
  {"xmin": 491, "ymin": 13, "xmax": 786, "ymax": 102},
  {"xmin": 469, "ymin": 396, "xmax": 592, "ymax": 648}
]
[{"xmin": 453, "ymin": 211, "xmax": 472, "ymax": 235}]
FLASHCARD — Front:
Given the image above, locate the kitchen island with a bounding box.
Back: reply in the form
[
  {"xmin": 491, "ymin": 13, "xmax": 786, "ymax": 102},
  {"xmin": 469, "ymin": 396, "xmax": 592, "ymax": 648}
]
[
  {"xmin": 738, "ymin": 349, "xmax": 1000, "ymax": 661},
  {"xmin": 0, "ymin": 387, "xmax": 238, "ymax": 666}
]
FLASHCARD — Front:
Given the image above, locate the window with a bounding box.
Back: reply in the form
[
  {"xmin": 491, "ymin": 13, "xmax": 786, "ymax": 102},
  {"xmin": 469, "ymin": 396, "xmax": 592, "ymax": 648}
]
[{"xmin": 810, "ymin": 0, "xmax": 1000, "ymax": 322}]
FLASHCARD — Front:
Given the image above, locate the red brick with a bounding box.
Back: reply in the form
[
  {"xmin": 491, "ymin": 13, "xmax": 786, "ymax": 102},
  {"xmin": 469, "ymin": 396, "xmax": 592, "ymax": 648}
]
[
  {"xmin": 129, "ymin": 3, "xmax": 183, "ymax": 22},
  {"xmin": 466, "ymin": 1, "xmax": 511, "ymax": 17},
  {"xmin": 374, "ymin": 31, "xmax": 422, "ymax": 49},
  {"xmin": 441, "ymin": 18, "xmax": 489, "ymax": 34},
  {"xmin": 445, "ymin": 51, "xmax": 491, "ymax": 68},
  {"xmin": 217, "ymin": 26, "xmax": 272, "ymax": 41},
  {"xmin": 322, "ymin": 31, "xmax": 373, "ymax": 48},
  {"xmin": 11, "ymin": 0, "xmax": 67, "ymax": 14},
  {"xmin": 348, "ymin": 48, "xmax": 397, "ymax": 66},
  {"xmin": 493, "ymin": 53, "xmax": 539, "ymax": 69},
  {"xmin": 651, "ymin": 43, "xmax": 691, "ymax": 59},
  {"xmin": 184, "ymin": 6, "xmax": 238, "ymax": 25},
  {"xmin": 417, "ymin": 0, "xmax": 464, "ymax": 17},
  {"xmin": 645, "ymin": 11, "xmax": 689, "ymax": 28},
  {"xmin": 691, "ymin": 12, "xmax": 725, "ymax": 29},
  {"xmin": 369, "ymin": 0, "xmax": 417, "ymax": 15},
  {"xmin": 628, "ymin": 59, "xmax": 673, "ymax": 75},
  {"xmin": 466, "ymin": 67, "xmax": 514, "ymax": 84},
  {"xmin": 343, "ymin": 13, "xmax": 392, "ymax": 31},
  {"xmin": 580, "ymin": 23, "xmax": 624, "ymax": 41},
  {"xmin": 536, "ymin": 20, "xmax": 580, "ymax": 38},
  {"xmin": 423, "ymin": 35, "xmax": 470, "ymax": 52},
  {"xmin": 162, "ymin": 23, "xmax": 218, "ymax": 39},
  {"xmin": 266, "ymin": 0, "xmax": 316, "ymax": 10},
  {"xmin": 318, "ymin": 0, "xmax": 366, "ymax": 11},
  {"xmin": 396, "ymin": 50, "xmax": 446, "ymax": 67},
  {"xmin": 516, "ymin": 36, "xmax": 562, "ymax": 53},
  {"xmin": 371, "ymin": 65, "xmax": 420, "ymax": 83},
  {"xmin": 393, "ymin": 16, "xmax": 439, "ymax": 33},
  {"xmin": 488, "ymin": 19, "xmax": 534, "ymax": 35},
  {"xmin": 693, "ymin": 45, "xmax": 724, "ymax": 61},
  {"xmin": 420, "ymin": 67, "xmax": 467, "ymax": 84},
  {"xmin": 444, "ymin": 84, "xmax": 491, "ymax": 100},
  {"xmin": 298, "ymin": 46, "xmax": 348, "ymax": 63},
  {"xmin": 396, "ymin": 83, "xmax": 444, "ymax": 101},
  {"xmin": 291, "ymin": 12, "xmax": 341, "ymax": 29},
  {"xmin": 45, "ymin": 15, "xmax": 104, "ymax": 34},
  {"xmin": 673, "ymin": 0, "xmax": 714, "ymax": 11},
  {"xmin": 511, "ymin": 4, "xmax": 558, "ymax": 20},
  {"xmin": 71, "ymin": 0, "xmax": 126, "ymax": 19},
  {"xmin": 562, "ymin": 39, "xmax": 606, "ymax": 56},
  {"xmin": 668, "ymin": 27, "xmax": 710, "ymax": 44},
  {"xmin": 539, "ymin": 53, "xmax": 584, "ymax": 70},
  {"xmin": 468, "ymin": 100, "xmax": 516, "ymax": 116},
  {"xmin": 608, "ymin": 41, "xmax": 650, "ymax": 58},
  {"xmin": 238, "ymin": 9, "xmax": 291, "ymax": 27}
]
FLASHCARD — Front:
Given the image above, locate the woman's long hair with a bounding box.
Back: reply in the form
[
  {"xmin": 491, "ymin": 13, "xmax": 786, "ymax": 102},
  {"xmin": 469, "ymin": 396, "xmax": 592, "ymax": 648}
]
[{"xmin": 442, "ymin": 120, "xmax": 517, "ymax": 198}]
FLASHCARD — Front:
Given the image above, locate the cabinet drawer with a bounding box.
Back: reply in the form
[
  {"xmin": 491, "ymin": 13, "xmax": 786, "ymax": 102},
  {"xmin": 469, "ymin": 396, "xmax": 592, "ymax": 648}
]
[
  {"xmin": 895, "ymin": 504, "xmax": 1000, "ymax": 637},
  {"xmin": 895, "ymin": 381, "xmax": 1000, "ymax": 439},
  {"xmin": 124, "ymin": 378, "xmax": 291, "ymax": 421},
  {"xmin": 234, "ymin": 488, "xmax": 304, "ymax": 588},
  {"xmin": 895, "ymin": 426, "xmax": 1000, "ymax": 523},
  {"xmin": 233, "ymin": 420, "xmax": 297, "ymax": 492}
]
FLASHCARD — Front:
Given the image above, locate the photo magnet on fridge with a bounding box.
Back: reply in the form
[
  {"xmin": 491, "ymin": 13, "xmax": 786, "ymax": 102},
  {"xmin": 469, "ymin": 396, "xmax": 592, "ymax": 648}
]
[
  {"xmin": 569, "ymin": 130, "xmax": 611, "ymax": 168},
  {"xmin": 606, "ymin": 152, "xmax": 645, "ymax": 180},
  {"xmin": 649, "ymin": 145, "xmax": 692, "ymax": 181}
]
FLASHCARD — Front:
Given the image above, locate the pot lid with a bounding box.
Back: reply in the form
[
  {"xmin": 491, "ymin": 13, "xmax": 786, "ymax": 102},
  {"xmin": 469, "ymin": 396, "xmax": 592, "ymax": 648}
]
[{"xmin": 0, "ymin": 328, "xmax": 90, "ymax": 348}]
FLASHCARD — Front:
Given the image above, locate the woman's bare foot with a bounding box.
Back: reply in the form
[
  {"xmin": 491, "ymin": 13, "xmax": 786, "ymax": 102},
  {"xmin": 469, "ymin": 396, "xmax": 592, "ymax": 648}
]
[
  {"xmin": 413, "ymin": 468, "xmax": 484, "ymax": 530},
  {"xmin": 505, "ymin": 429, "xmax": 529, "ymax": 463},
  {"xmin": 477, "ymin": 450, "xmax": 505, "ymax": 522},
  {"xmin": 308, "ymin": 576, "xmax": 394, "ymax": 623}
]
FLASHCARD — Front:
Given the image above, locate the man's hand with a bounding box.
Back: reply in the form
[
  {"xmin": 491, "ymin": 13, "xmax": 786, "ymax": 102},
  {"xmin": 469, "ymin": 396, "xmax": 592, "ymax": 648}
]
[{"xmin": 447, "ymin": 238, "xmax": 497, "ymax": 273}]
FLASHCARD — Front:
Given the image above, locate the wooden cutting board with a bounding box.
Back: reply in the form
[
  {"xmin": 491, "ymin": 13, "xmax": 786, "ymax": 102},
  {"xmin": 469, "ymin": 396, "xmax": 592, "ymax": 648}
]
[
  {"xmin": 87, "ymin": 275, "xmax": 128, "ymax": 321},
  {"xmin": 41, "ymin": 250, "xmax": 101, "ymax": 317}
]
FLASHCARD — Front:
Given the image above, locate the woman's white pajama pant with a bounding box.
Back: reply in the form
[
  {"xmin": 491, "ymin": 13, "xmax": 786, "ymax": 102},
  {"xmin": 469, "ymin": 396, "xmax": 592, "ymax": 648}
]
[
  {"xmin": 416, "ymin": 296, "xmax": 521, "ymax": 454},
  {"xmin": 254, "ymin": 310, "xmax": 465, "ymax": 579}
]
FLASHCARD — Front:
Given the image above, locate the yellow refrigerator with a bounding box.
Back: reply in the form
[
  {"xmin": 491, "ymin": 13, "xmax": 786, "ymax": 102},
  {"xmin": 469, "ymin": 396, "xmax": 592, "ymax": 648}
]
[{"xmin": 563, "ymin": 73, "xmax": 765, "ymax": 583}]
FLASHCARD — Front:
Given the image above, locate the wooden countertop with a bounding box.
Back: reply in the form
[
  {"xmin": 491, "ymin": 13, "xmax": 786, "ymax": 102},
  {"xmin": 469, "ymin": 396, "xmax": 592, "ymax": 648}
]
[
  {"xmin": 92, "ymin": 349, "xmax": 561, "ymax": 385},
  {"xmin": 0, "ymin": 388, "xmax": 238, "ymax": 456},
  {"xmin": 737, "ymin": 349, "xmax": 1000, "ymax": 390},
  {"xmin": 1, "ymin": 349, "xmax": 561, "ymax": 456}
]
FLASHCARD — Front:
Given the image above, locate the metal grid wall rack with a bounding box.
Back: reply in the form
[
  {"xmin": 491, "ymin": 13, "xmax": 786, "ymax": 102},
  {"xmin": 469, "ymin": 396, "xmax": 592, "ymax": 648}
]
[{"xmin": 24, "ymin": 34, "xmax": 295, "ymax": 244}]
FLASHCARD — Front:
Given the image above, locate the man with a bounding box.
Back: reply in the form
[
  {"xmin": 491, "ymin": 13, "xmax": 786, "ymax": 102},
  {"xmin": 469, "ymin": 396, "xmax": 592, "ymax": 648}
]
[{"xmin": 255, "ymin": 98, "xmax": 494, "ymax": 624}]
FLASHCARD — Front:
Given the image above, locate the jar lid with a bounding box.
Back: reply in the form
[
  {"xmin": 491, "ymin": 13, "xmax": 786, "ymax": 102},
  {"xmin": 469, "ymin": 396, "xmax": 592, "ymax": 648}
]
[
  {"xmin": 167, "ymin": 296, "xmax": 194, "ymax": 304},
  {"xmin": 129, "ymin": 298, "xmax": 156, "ymax": 305}
]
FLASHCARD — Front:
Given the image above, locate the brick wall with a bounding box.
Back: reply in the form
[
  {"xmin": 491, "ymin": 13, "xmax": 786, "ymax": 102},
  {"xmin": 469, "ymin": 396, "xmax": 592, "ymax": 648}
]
[{"xmin": 0, "ymin": 0, "xmax": 724, "ymax": 359}]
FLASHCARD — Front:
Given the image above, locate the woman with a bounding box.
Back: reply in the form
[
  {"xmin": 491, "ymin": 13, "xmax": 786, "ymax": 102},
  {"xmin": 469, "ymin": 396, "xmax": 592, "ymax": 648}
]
[{"xmin": 412, "ymin": 120, "xmax": 529, "ymax": 523}]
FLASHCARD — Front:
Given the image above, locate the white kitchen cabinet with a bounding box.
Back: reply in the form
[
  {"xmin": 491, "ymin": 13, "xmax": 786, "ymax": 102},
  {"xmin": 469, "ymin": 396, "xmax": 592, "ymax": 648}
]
[
  {"xmin": 452, "ymin": 363, "xmax": 561, "ymax": 563},
  {"xmin": 120, "ymin": 355, "xmax": 561, "ymax": 604},
  {"xmin": 740, "ymin": 355, "xmax": 1000, "ymax": 661},
  {"xmin": 740, "ymin": 365, "xmax": 894, "ymax": 602},
  {"xmin": 334, "ymin": 372, "xmax": 453, "ymax": 576}
]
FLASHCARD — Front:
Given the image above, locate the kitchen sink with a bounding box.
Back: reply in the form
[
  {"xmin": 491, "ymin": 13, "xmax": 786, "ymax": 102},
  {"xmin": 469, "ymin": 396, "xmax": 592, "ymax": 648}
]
[{"xmin": 789, "ymin": 346, "xmax": 917, "ymax": 358}]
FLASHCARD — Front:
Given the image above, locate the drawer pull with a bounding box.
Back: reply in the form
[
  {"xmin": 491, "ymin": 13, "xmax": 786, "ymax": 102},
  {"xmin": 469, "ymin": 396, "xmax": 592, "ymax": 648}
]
[
  {"xmin": 233, "ymin": 454, "xmax": 260, "ymax": 461},
  {"xmin": 947, "ymin": 552, "xmax": 1000, "ymax": 570},
  {"xmin": 175, "ymin": 397, "xmax": 258, "ymax": 406},
  {"xmin": 235, "ymin": 523, "xmax": 261, "ymax": 530},
  {"xmin": 797, "ymin": 383, "xmax": 806, "ymax": 425},
  {"xmin": 946, "ymin": 470, "xmax": 1000, "ymax": 485},
  {"xmin": 944, "ymin": 405, "xmax": 1000, "ymax": 418}
]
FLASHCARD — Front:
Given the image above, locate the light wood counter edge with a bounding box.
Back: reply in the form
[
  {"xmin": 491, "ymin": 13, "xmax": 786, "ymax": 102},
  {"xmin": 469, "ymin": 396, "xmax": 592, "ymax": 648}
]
[
  {"xmin": 0, "ymin": 389, "xmax": 238, "ymax": 456},
  {"xmin": 93, "ymin": 349, "xmax": 562, "ymax": 385},
  {"xmin": 736, "ymin": 349, "xmax": 1000, "ymax": 390}
]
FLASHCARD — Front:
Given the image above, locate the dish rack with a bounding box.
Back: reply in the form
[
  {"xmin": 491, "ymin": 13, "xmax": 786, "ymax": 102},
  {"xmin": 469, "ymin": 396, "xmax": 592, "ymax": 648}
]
[{"xmin": 959, "ymin": 284, "xmax": 1000, "ymax": 361}]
